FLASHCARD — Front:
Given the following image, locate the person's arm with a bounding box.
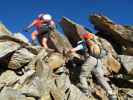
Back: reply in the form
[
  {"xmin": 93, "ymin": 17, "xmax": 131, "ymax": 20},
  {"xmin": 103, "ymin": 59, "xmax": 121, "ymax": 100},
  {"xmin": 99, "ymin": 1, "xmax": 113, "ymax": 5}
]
[
  {"xmin": 70, "ymin": 44, "xmax": 84, "ymax": 52},
  {"xmin": 25, "ymin": 20, "xmax": 37, "ymax": 32},
  {"xmin": 31, "ymin": 30, "xmax": 38, "ymax": 45},
  {"xmin": 28, "ymin": 20, "xmax": 37, "ymax": 28}
]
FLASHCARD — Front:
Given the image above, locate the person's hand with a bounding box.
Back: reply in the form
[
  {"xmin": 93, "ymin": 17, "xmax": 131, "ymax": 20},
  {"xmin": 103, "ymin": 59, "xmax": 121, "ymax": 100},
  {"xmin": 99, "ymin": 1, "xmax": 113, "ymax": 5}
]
[
  {"xmin": 62, "ymin": 48, "xmax": 73, "ymax": 59},
  {"xmin": 62, "ymin": 48, "xmax": 71, "ymax": 56},
  {"xmin": 66, "ymin": 49, "xmax": 73, "ymax": 55}
]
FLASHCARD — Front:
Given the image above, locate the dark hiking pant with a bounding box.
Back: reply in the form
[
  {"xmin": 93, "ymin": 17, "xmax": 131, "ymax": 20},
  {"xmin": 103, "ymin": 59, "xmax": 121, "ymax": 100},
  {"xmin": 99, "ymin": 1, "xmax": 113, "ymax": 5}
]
[{"xmin": 37, "ymin": 25, "xmax": 51, "ymax": 46}]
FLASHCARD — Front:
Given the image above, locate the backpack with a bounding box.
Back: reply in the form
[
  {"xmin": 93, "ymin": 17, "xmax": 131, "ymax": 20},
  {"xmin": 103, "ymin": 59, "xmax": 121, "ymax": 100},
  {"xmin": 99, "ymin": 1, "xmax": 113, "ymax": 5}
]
[{"xmin": 81, "ymin": 33, "xmax": 101, "ymax": 58}]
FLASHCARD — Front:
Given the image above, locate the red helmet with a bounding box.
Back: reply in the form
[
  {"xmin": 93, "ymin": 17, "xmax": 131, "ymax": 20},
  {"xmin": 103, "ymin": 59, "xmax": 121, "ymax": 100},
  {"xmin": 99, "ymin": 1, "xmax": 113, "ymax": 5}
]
[{"xmin": 80, "ymin": 33, "xmax": 94, "ymax": 40}]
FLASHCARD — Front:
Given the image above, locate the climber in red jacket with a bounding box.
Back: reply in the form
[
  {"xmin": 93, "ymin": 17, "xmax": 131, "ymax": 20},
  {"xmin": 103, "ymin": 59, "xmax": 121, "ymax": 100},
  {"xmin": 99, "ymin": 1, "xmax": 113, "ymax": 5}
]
[{"xmin": 25, "ymin": 13, "xmax": 56, "ymax": 48}]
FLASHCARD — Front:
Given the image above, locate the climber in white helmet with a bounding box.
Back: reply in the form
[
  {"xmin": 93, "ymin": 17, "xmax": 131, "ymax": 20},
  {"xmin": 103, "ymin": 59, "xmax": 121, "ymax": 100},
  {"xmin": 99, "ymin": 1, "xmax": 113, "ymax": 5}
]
[
  {"xmin": 25, "ymin": 13, "xmax": 56, "ymax": 48},
  {"xmin": 42, "ymin": 14, "xmax": 52, "ymax": 21}
]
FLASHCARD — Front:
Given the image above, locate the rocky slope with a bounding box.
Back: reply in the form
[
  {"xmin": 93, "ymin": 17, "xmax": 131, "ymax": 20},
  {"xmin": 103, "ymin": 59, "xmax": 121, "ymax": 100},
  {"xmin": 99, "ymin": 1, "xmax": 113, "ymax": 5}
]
[{"xmin": 0, "ymin": 14, "xmax": 132, "ymax": 100}]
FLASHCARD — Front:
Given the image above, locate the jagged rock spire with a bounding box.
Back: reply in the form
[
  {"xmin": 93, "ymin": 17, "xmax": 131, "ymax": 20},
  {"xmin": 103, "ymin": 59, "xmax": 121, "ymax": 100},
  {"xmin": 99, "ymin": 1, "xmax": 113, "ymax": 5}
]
[
  {"xmin": 60, "ymin": 17, "xmax": 89, "ymax": 47},
  {"xmin": 0, "ymin": 22, "xmax": 12, "ymax": 36}
]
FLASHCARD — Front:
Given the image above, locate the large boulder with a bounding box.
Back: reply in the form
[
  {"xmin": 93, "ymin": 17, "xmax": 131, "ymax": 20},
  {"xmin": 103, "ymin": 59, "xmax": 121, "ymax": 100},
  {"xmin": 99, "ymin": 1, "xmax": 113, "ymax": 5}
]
[
  {"xmin": 101, "ymin": 54, "xmax": 121, "ymax": 74},
  {"xmin": 46, "ymin": 52, "xmax": 66, "ymax": 70},
  {"xmin": 99, "ymin": 37, "xmax": 118, "ymax": 58},
  {"xmin": 0, "ymin": 70, "xmax": 18, "ymax": 89},
  {"xmin": 67, "ymin": 84, "xmax": 89, "ymax": 100},
  {"xmin": 47, "ymin": 30, "xmax": 72, "ymax": 52},
  {"xmin": 60, "ymin": 17, "xmax": 88, "ymax": 46},
  {"xmin": 8, "ymin": 48, "xmax": 35, "ymax": 70},
  {"xmin": 90, "ymin": 14, "xmax": 133, "ymax": 55},
  {"xmin": 0, "ymin": 87, "xmax": 26, "ymax": 100},
  {"xmin": 0, "ymin": 35, "xmax": 30, "ymax": 65},
  {"xmin": 20, "ymin": 48, "xmax": 90, "ymax": 100},
  {"xmin": 118, "ymin": 55, "xmax": 133, "ymax": 75},
  {"xmin": 0, "ymin": 35, "xmax": 29, "ymax": 46},
  {"xmin": 0, "ymin": 40, "xmax": 20, "ymax": 64}
]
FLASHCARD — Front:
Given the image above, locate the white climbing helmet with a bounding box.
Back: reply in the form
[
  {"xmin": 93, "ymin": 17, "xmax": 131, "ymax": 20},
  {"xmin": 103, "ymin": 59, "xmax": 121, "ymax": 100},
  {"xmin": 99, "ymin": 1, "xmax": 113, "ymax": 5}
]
[{"xmin": 42, "ymin": 14, "xmax": 52, "ymax": 21}]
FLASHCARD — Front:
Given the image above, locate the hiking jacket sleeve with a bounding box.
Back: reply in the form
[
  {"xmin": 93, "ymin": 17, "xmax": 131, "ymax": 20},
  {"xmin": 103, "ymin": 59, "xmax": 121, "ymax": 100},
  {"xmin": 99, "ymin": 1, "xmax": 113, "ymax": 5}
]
[
  {"xmin": 70, "ymin": 44, "xmax": 84, "ymax": 52},
  {"xmin": 27, "ymin": 20, "xmax": 37, "ymax": 29}
]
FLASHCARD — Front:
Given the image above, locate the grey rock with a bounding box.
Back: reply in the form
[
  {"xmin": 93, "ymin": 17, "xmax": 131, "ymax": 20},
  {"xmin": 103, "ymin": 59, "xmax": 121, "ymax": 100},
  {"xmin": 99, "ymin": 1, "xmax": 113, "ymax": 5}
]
[
  {"xmin": 90, "ymin": 14, "xmax": 133, "ymax": 48},
  {"xmin": 25, "ymin": 45, "xmax": 41, "ymax": 55},
  {"xmin": 0, "ymin": 35, "xmax": 29, "ymax": 46},
  {"xmin": 18, "ymin": 70, "xmax": 35, "ymax": 85},
  {"xmin": 20, "ymin": 78, "xmax": 41, "ymax": 98},
  {"xmin": 0, "ymin": 70, "xmax": 18, "ymax": 88},
  {"xmin": 0, "ymin": 35, "xmax": 31, "ymax": 63},
  {"xmin": 101, "ymin": 54, "xmax": 121, "ymax": 74},
  {"xmin": 14, "ymin": 32, "xmax": 29, "ymax": 43},
  {"xmin": 0, "ymin": 87, "xmax": 26, "ymax": 100},
  {"xmin": 46, "ymin": 52, "xmax": 66, "ymax": 70},
  {"xmin": 119, "ymin": 55, "xmax": 133, "ymax": 75},
  {"xmin": 0, "ymin": 40, "xmax": 20, "ymax": 59},
  {"xmin": 49, "ymin": 84, "xmax": 66, "ymax": 100},
  {"xmin": 99, "ymin": 37, "xmax": 117, "ymax": 58},
  {"xmin": 48, "ymin": 30, "xmax": 72, "ymax": 52},
  {"xmin": 21, "ymin": 49, "xmax": 52, "ymax": 98},
  {"xmin": 68, "ymin": 84, "xmax": 89, "ymax": 100},
  {"xmin": 54, "ymin": 69, "xmax": 71, "ymax": 92},
  {"xmin": 8, "ymin": 48, "xmax": 35, "ymax": 70},
  {"xmin": 26, "ymin": 97, "xmax": 36, "ymax": 100}
]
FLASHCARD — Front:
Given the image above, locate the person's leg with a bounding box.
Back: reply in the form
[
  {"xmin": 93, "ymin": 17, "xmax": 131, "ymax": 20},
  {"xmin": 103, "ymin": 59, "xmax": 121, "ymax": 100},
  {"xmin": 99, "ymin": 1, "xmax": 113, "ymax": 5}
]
[
  {"xmin": 41, "ymin": 36, "xmax": 48, "ymax": 49},
  {"xmin": 39, "ymin": 26, "xmax": 50, "ymax": 48},
  {"xmin": 79, "ymin": 56, "xmax": 97, "ymax": 96},
  {"xmin": 31, "ymin": 30, "xmax": 38, "ymax": 41},
  {"xmin": 92, "ymin": 59, "xmax": 116, "ymax": 99},
  {"xmin": 31, "ymin": 31, "xmax": 38, "ymax": 45}
]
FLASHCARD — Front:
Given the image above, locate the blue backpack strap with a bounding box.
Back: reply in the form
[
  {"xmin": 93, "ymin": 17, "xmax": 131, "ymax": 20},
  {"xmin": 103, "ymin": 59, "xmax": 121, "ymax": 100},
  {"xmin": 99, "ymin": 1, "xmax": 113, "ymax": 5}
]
[{"xmin": 77, "ymin": 40, "xmax": 88, "ymax": 50}]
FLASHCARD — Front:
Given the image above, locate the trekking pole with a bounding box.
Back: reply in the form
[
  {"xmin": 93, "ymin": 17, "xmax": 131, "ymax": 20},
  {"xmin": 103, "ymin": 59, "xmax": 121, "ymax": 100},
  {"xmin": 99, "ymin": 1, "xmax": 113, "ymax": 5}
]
[{"xmin": 22, "ymin": 28, "xmax": 37, "ymax": 46}]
